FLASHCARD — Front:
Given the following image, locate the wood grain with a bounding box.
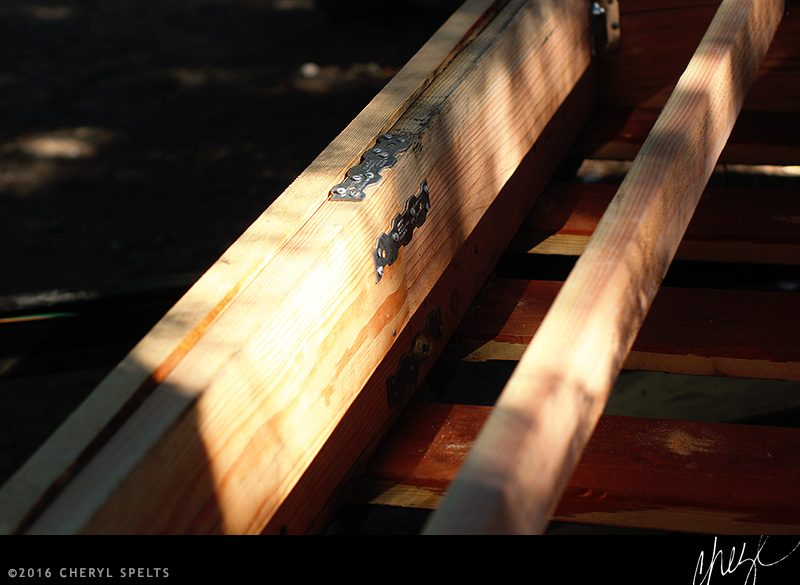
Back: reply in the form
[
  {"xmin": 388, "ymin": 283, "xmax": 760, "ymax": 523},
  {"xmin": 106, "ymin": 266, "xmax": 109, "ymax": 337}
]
[
  {"xmin": 265, "ymin": 73, "xmax": 596, "ymax": 534},
  {"xmin": 510, "ymin": 182, "xmax": 800, "ymax": 264},
  {"xmin": 355, "ymin": 403, "xmax": 800, "ymax": 534},
  {"xmin": 20, "ymin": 0, "xmax": 593, "ymax": 534},
  {"xmin": 426, "ymin": 0, "xmax": 784, "ymax": 534}
]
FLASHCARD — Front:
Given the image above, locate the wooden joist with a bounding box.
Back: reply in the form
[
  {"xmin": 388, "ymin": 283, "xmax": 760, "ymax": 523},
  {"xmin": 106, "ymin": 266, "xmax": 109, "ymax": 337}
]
[
  {"xmin": 600, "ymin": 0, "xmax": 800, "ymax": 112},
  {"xmin": 354, "ymin": 403, "xmax": 800, "ymax": 534},
  {"xmin": 1, "ymin": 0, "xmax": 595, "ymax": 534},
  {"xmin": 510, "ymin": 182, "xmax": 800, "ymax": 264},
  {"xmin": 449, "ymin": 279, "xmax": 800, "ymax": 381},
  {"xmin": 426, "ymin": 0, "xmax": 784, "ymax": 534},
  {"xmin": 572, "ymin": 108, "xmax": 800, "ymax": 165}
]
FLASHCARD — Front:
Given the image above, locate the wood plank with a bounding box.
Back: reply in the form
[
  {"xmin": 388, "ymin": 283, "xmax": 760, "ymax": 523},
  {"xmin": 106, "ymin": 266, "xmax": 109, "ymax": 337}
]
[
  {"xmin": 15, "ymin": 0, "xmax": 594, "ymax": 534},
  {"xmin": 450, "ymin": 279, "xmax": 800, "ymax": 381},
  {"xmin": 0, "ymin": 0, "xmax": 508, "ymax": 535},
  {"xmin": 354, "ymin": 403, "xmax": 800, "ymax": 534},
  {"xmin": 572, "ymin": 108, "xmax": 800, "ymax": 164},
  {"xmin": 606, "ymin": 371, "xmax": 800, "ymax": 424},
  {"xmin": 600, "ymin": 0, "xmax": 800, "ymax": 112},
  {"xmin": 426, "ymin": 0, "xmax": 784, "ymax": 534},
  {"xmin": 430, "ymin": 365, "xmax": 800, "ymax": 423},
  {"xmin": 510, "ymin": 182, "xmax": 800, "ymax": 264},
  {"xmin": 265, "ymin": 76, "xmax": 596, "ymax": 535}
]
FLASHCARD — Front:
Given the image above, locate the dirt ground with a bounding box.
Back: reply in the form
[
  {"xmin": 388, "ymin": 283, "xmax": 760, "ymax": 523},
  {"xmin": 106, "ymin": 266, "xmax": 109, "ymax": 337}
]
[{"xmin": 0, "ymin": 0, "xmax": 461, "ymax": 295}]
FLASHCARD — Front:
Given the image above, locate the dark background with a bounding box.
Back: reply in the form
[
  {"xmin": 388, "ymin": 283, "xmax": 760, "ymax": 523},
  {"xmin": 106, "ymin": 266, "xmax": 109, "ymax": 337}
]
[{"xmin": 0, "ymin": 0, "xmax": 461, "ymax": 295}]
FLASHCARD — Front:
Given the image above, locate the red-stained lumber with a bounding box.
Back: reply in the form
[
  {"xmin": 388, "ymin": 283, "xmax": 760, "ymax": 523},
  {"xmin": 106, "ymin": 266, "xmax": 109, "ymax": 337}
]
[
  {"xmin": 572, "ymin": 108, "xmax": 800, "ymax": 164},
  {"xmin": 511, "ymin": 182, "xmax": 800, "ymax": 265},
  {"xmin": 449, "ymin": 279, "xmax": 800, "ymax": 381},
  {"xmin": 355, "ymin": 403, "xmax": 800, "ymax": 534},
  {"xmin": 600, "ymin": 0, "xmax": 800, "ymax": 113}
]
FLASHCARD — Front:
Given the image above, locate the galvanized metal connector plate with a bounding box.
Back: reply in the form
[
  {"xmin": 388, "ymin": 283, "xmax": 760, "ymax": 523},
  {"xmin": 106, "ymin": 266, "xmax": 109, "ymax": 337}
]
[
  {"xmin": 330, "ymin": 132, "xmax": 413, "ymax": 201},
  {"xmin": 374, "ymin": 180, "xmax": 430, "ymax": 282}
]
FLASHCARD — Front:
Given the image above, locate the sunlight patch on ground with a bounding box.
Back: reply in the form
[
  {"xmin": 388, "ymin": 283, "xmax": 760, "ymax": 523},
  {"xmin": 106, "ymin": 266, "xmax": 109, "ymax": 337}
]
[
  {"xmin": 21, "ymin": 5, "xmax": 73, "ymax": 21},
  {"xmin": 270, "ymin": 0, "xmax": 315, "ymax": 9},
  {"xmin": 290, "ymin": 62, "xmax": 395, "ymax": 94},
  {"xmin": 0, "ymin": 128, "xmax": 116, "ymax": 195},
  {"xmin": 170, "ymin": 67, "xmax": 257, "ymax": 89},
  {"xmin": 13, "ymin": 128, "xmax": 115, "ymax": 160},
  {"xmin": 0, "ymin": 160, "xmax": 61, "ymax": 195}
]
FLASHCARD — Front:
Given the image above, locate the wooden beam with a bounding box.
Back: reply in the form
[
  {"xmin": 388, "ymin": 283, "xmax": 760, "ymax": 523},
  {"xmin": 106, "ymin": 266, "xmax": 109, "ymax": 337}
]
[
  {"xmin": 10, "ymin": 0, "xmax": 593, "ymax": 534},
  {"xmin": 425, "ymin": 0, "xmax": 784, "ymax": 534},
  {"xmin": 265, "ymin": 77, "xmax": 595, "ymax": 534},
  {"xmin": 354, "ymin": 403, "xmax": 800, "ymax": 534},
  {"xmin": 600, "ymin": 0, "xmax": 800, "ymax": 112},
  {"xmin": 449, "ymin": 279, "xmax": 800, "ymax": 380},
  {"xmin": 605, "ymin": 372, "xmax": 800, "ymax": 424},
  {"xmin": 510, "ymin": 182, "xmax": 800, "ymax": 264},
  {"xmin": 0, "ymin": 0, "xmax": 508, "ymax": 535},
  {"xmin": 572, "ymin": 108, "xmax": 800, "ymax": 164}
]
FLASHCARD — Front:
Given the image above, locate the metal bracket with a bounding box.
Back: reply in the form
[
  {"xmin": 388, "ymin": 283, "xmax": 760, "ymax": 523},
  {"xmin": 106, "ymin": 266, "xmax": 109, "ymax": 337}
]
[
  {"xmin": 374, "ymin": 180, "xmax": 430, "ymax": 282},
  {"xmin": 590, "ymin": 1, "xmax": 621, "ymax": 56},
  {"xmin": 387, "ymin": 308, "xmax": 443, "ymax": 407},
  {"xmin": 330, "ymin": 132, "xmax": 413, "ymax": 201}
]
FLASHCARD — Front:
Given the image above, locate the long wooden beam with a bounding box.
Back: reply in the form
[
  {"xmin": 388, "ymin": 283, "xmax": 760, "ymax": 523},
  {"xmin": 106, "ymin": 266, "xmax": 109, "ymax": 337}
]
[
  {"xmin": 355, "ymin": 403, "xmax": 800, "ymax": 534},
  {"xmin": 425, "ymin": 0, "xmax": 784, "ymax": 534},
  {"xmin": 265, "ymin": 79, "xmax": 596, "ymax": 534},
  {"xmin": 8, "ymin": 0, "xmax": 593, "ymax": 534},
  {"xmin": 0, "ymin": 0, "xmax": 511, "ymax": 535}
]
